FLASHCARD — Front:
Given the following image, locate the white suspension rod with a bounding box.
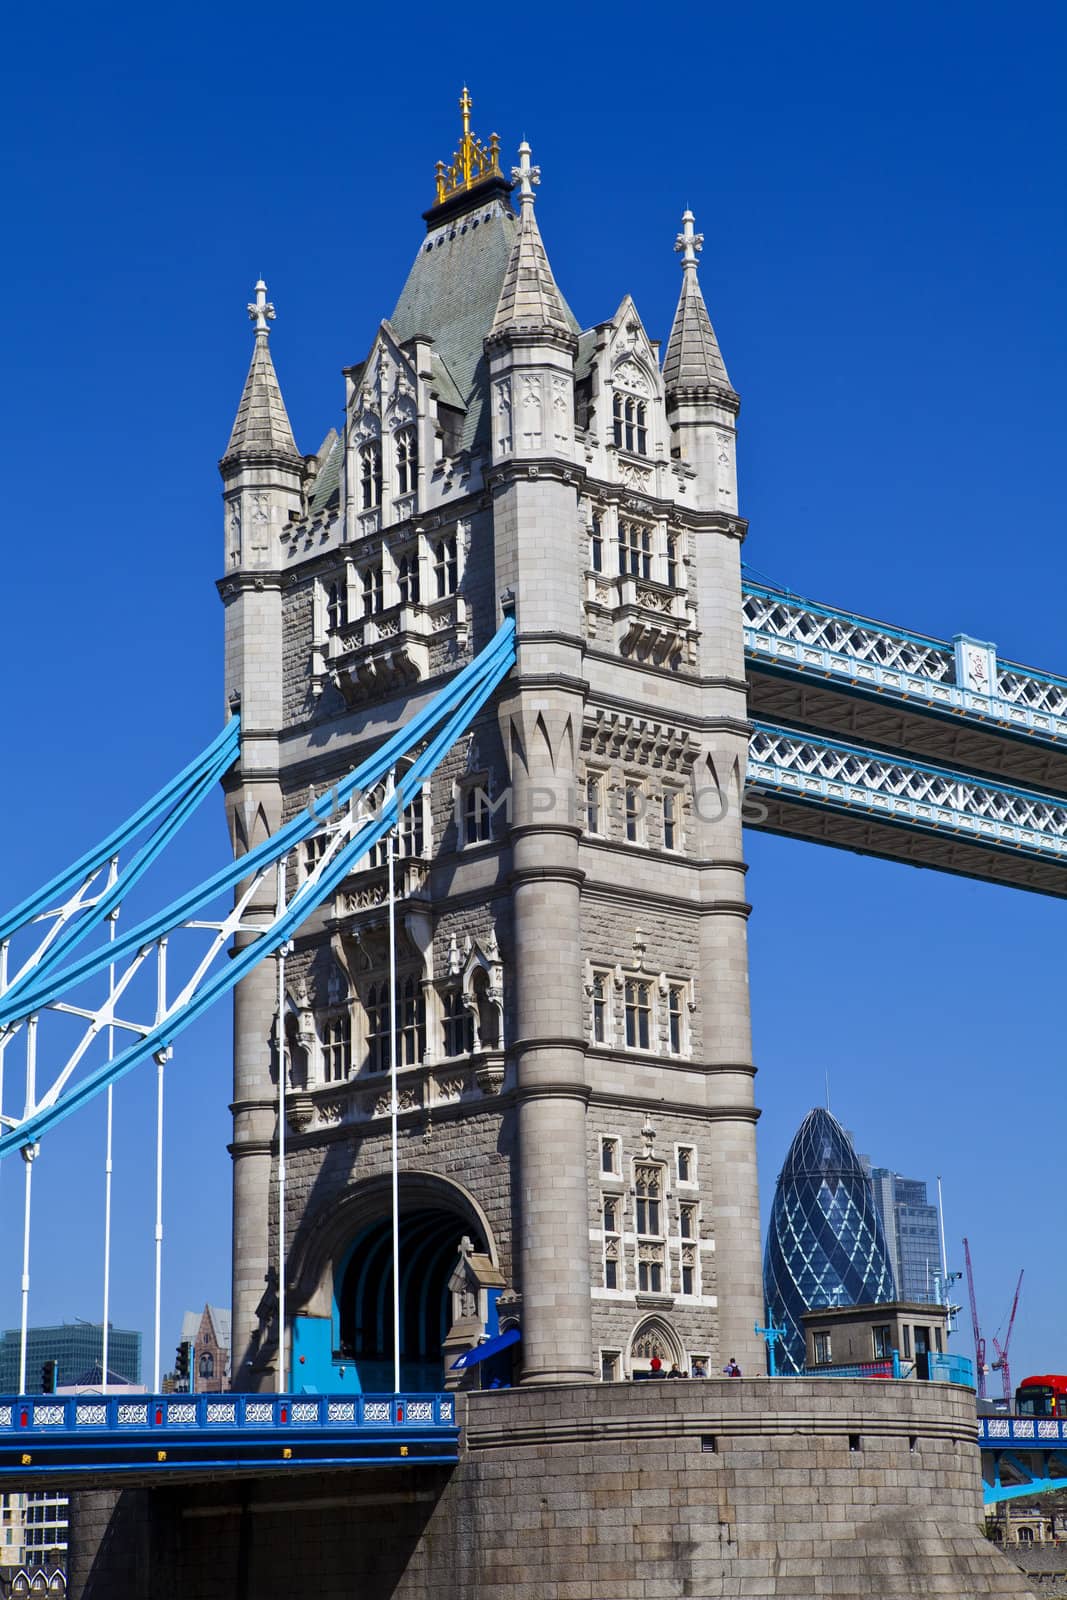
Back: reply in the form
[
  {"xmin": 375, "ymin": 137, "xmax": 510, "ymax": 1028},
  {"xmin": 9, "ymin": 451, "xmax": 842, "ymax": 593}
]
[
  {"xmin": 102, "ymin": 893, "xmax": 118, "ymax": 1394},
  {"xmin": 0, "ymin": 942, "xmax": 8, "ymax": 1207},
  {"xmin": 18, "ymin": 1139, "xmax": 37, "ymax": 1396},
  {"xmin": 152, "ymin": 938, "xmax": 167, "ymax": 1393},
  {"xmin": 387, "ymin": 770, "xmax": 401, "ymax": 1395},
  {"xmin": 19, "ymin": 1004, "xmax": 39, "ymax": 1394},
  {"xmin": 275, "ymin": 857, "xmax": 288, "ymax": 1397}
]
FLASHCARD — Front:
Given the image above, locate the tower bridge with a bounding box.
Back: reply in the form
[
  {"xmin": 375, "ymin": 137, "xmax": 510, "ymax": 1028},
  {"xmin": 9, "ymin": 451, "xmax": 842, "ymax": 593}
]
[{"xmin": 0, "ymin": 92, "xmax": 1048, "ymax": 1598}]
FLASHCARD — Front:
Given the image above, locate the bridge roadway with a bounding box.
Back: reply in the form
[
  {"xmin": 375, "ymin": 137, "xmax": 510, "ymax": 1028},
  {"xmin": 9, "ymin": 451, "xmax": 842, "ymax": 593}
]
[
  {"xmin": 979, "ymin": 1416, "xmax": 1067, "ymax": 1505},
  {"xmin": 742, "ymin": 577, "xmax": 1067, "ymax": 895},
  {"xmin": 0, "ymin": 1392, "xmax": 458, "ymax": 1484},
  {"xmin": 1, "ymin": 1384, "xmax": 1039, "ymax": 1509}
]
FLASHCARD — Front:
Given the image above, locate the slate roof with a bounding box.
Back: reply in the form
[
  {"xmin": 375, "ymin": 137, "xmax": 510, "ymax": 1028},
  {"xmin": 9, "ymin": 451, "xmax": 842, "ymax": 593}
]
[
  {"xmin": 662, "ymin": 270, "xmax": 733, "ymax": 394},
  {"xmin": 309, "ymin": 429, "xmax": 341, "ymax": 515},
  {"xmin": 573, "ymin": 328, "xmax": 597, "ymax": 386},
  {"xmin": 223, "ymin": 333, "xmax": 301, "ymax": 460},
  {"xmin": 389, "ymin": 202, "xmax": 519, "ymax": 453},
  {"xmin": 180, "ymin": 1304, "xmax": 232, "ymax": 1351},
  {"xmin": 489, "ymin": 205, "xmax": 576, "ymax": 340}
]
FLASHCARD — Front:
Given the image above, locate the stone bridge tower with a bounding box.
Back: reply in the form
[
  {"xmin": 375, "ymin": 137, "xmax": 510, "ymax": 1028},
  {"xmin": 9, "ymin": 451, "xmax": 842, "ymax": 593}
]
[{"xmin": 219, "ymin": 93, "xmax": 762, "ymax": 1392}]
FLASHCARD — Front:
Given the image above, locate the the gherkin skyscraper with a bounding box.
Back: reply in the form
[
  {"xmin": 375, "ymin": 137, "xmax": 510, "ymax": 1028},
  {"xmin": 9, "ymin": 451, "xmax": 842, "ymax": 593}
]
[{"xmin": 763, "ymin": 1109, "xmax": 897, "ymax": 1374}]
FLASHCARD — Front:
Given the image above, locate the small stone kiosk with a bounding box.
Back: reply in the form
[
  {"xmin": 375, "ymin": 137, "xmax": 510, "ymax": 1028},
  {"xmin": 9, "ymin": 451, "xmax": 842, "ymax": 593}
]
[{"xmin": 802, "ymin": 1299, "xmax": 956, "ymax": 1378}]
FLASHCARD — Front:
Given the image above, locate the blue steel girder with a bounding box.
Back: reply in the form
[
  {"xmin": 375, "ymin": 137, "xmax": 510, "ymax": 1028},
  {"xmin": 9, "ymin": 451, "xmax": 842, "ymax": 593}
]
[
  {"xmin": 982, "ymin": 1448, "xmax": 1067, "ymax": 1506},
  {"xmin": 746, "ymin": 722, "xmax": 1067, "ymax": 898},
  {"xmin": 0, "ymin": 620, "xmax": 516, "ymax": 1159},
  {"xmin": 0, "ymin": 1391, "xmax": 458, "ymax": 1482},
  {"xmin": 743, "ymin": 579, "xmax": 1067, "ymax": 797}
]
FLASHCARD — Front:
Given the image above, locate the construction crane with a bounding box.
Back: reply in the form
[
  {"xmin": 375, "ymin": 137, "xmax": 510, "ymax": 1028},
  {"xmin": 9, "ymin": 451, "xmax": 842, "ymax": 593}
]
[
  {"xmin": 963, "ymin": 1238, "xmax": 987, "ymax": 1400},
  {"xmin": 991, "ymin": 1271, "xmax": 1024, "ymax": 1406}
]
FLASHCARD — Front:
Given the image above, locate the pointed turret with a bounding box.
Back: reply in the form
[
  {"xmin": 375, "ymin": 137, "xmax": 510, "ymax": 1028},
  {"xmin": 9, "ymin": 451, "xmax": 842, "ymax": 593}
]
[
  {"xmin": 223, "ymin": 280, "xmax": 301, "ymax": 463},
  {"xmin": 662, "ymin": 210, "xmax": 739, "ymax": 511},
  {"xmin": 219, "ymin": 280, "xmax": 304, "ymax": 574},
  {"xmin": 663, "ymin": 212, "xmax": 734, "ymax": 396},
  {"xmin": 489, "ymin": 144, "xmax": 573, "ymax": 339}
]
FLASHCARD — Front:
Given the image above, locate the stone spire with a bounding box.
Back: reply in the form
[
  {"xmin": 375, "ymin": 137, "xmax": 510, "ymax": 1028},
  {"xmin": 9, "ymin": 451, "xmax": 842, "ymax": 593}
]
[
  {"xmin": 223, "ymin": 280, "xmax": 300, "ymax": 461},
  {"xmin": 662, "ymin": 211, "xmax": 733, "ymax": 395},
  {"xmin": 489, "ymin": 143, "xmax": 572, "ymax": 339}
]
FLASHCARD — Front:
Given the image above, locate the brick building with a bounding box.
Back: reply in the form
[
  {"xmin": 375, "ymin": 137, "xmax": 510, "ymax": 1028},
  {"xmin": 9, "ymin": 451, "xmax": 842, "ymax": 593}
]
[{"xmin": 178, "ymin": 1306, "xmax": 230, "ymax": 1394}]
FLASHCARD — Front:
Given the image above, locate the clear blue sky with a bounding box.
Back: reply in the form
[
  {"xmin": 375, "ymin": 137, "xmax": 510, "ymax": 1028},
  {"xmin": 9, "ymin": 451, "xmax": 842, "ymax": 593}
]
[{"xmin": 1, "ymin": 0, "xmax": 1064, "ymax": 1385}]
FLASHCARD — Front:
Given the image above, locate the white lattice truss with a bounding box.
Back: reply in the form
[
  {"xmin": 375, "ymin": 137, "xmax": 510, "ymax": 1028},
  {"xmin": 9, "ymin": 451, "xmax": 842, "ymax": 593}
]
[
  {"xmin": 748, "ymin": 723, "xmax": 1067, "ymax": 866},
  {"xmin": 743, "ymin": 585, "xmax": 1067, "ymax": 736}
]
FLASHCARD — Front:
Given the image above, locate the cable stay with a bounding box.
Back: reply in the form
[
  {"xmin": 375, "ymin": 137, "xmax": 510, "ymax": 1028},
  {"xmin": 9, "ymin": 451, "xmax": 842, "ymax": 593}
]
[
  {"xmin": 0, "ymin": 618, "xmax": 516, "ymax": 1159},
  {"xmin": 0, "ymin": 719, "xmax": 241, "ymax": 1007}
]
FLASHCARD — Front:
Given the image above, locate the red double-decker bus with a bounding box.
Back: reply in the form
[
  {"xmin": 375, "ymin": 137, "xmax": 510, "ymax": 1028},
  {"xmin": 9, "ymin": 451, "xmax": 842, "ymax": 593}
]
[{"xmin": 1015, "ymin": 1375, "xmax": 1067, "ymax": 1417}]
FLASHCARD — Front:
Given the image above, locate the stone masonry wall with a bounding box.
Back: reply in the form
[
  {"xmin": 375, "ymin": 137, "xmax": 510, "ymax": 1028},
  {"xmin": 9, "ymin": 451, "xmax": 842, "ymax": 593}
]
[{"xmin": 69, "ymin": 1381, "xmax": 1036, "ymax": 1600}]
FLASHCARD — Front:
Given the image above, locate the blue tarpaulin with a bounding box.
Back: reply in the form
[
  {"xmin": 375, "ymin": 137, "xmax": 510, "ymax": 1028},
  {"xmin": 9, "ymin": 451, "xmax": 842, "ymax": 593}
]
[{"xmin": 449, "ymin": 1328, "xmax": 521, "ymax": 1372}]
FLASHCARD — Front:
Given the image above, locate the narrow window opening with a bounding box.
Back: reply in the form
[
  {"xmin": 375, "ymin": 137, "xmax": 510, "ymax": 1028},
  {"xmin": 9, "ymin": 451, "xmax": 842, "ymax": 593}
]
[
  {"xmin": 434, "ymin": 534, "xmax": 458, "ymax": 598},
  {"xmin": 591, "ymin": 971, "xmax": 609, "ymax": 1044},
  {"xmin": 625, "ymin": 979, "xmax": 652, "ymax": 1050},
  {"xmin": 666, "ymin": 532, "xmax": 679, "ymax": 589},
  {"xmin": 361, "ymin": 564, "xmax": 383, "ymax": 616},
  {"xmin": 398, "ymin": 552, "xmax": 420, "ymax": 607},
  {"xmin": 590, "ymin": 512, "xmax": 603, "ymax": 572},
  {"xmin": 625, "ymin": 784, "xmax": 641, "ymax": 844},
  {"xmin": 395, "ymin": 426, "xmax": 418, "ymax": 496},
  {"xmin": 360, "ymin": 442, "xmax": 383, "ymax": 509}
]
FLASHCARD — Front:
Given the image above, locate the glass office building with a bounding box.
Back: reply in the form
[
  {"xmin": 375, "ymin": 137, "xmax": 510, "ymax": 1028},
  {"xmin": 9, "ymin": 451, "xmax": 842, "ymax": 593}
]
[
  {"xmin": 763, "ymin": 1109, "xmax": 897, "ymax": 1374},
  {"xmin": 0, "ymin": 1323, "xmax": 141, "ymax": 1394},
  {"xmin": 868, "ymin": 1169, "xmax": 943, "ymax": 1303}
]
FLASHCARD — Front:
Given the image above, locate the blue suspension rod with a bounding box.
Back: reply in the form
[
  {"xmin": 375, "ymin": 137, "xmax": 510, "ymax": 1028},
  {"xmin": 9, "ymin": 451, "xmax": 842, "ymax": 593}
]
[
  {"xmin": 0, "ymin": 734, "xmax": 240, "ymax": 1008},
  {"xmin": 0, "ymin": 719, "xmax": 240, "ymax": 943},
  {"xmin": 0, "ymin": 620, "xmax": 516, "ymax": 1154},
  {"xmin": 1, "ymin": 620, "xmax": 515, "ymax": 1026}
]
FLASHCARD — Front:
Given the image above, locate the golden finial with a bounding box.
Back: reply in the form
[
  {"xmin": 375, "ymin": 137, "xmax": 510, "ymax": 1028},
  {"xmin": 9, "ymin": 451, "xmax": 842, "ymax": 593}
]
[{"xmin": 432, "ymin": 87, "xmax": 503, "ymax": 207}]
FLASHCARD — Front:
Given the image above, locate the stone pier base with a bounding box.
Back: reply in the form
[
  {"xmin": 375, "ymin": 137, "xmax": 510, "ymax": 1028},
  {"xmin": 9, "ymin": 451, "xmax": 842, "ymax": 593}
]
[{"xmin": 70, "ymin": 1378, "xmax": 1034, "ymax": 1598}]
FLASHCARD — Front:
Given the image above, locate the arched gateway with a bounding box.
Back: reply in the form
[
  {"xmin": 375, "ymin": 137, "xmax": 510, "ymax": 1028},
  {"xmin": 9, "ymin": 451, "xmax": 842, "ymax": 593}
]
[{"xmin": 287, "ymin": 1173, "xmax": 505, "ymax": 1393}]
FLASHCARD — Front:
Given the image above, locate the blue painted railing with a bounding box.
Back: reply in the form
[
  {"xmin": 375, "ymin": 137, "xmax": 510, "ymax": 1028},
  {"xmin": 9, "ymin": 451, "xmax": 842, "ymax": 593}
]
[
  {"xmin": 927, "ymin": 1352, "xmax": 974, "ymax": 1386},
  {"xmin": 803, "ymin": 1360, "xmax": 895, "ymax": 1380},
  {"xmin": 0, "ymin": 1392, "xmax": 460, "ymax": 1480},
  {"xmin": 801, "ymin": 1353, "xmax": 974, "ymax": 1387},
  {"xmin": 0, "ymin": 1391, "xmax": 454, "ymax": 1434},
  {"xmin": 980, "ymin": 1417, "xmax": 1067, "ymax": 1447}
]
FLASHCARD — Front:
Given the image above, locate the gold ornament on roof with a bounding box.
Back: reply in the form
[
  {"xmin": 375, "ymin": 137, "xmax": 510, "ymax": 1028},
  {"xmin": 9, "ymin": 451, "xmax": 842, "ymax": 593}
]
[{"xmin": 433, "ymin": 87, "xmax": 502, "ymax": 206}]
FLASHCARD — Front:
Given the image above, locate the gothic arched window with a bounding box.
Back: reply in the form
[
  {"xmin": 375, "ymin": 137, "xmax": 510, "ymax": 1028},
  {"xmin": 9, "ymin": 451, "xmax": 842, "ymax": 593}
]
[
  {"xmin": 617, "ymin": 521, "xmax": 652, "ymax": 581},
  {"xmin": 590, "ymin": 511, "xmax": 604, "ymax": 572},
  {"xmin": 442, "ymin": 989, "xmax": 474, "ymax": 1057},
  {"xmin": 635, "ymin": 1164, "xmax": 666, "ymax": 1294},
  {"xmin": 625, "ymin": 979, "xmax": 652, "ymax": 1049},
  {"xmin": 395, "ymin": 426, "xmax": 418, "ymax": 496},
  {"xmin": 365, "ymin": 977, "xmax": 426, "ymax": 1070},
  {"xmin": 398, "ymin": 551, "xmax": 420, "ymax": 607},
  {"xmin": 360, "ymin": 442, "xmax": 383, "ymax": 509},
  {"xmin": 361, "ymin": 564, "xmax": 383, "ymax": 617},
  {"xmin": 327, "ymin": 580, "xmax": 347, "ymax": 632},
  {"xmin": 434, "ymin": 535, "xmax": 458, "ymax": 598},
  {"xmin": 366, "ymin": 982, "xmax": 390, "ymax": 1073},
  {"xmin": 612, "ymin": 391, "xmax": 648, "ymax": 455},
  {"xmin": 666, "ymin": 532, "xmax": 680, "ymax": 589},
  {"xmin": 198, "ymin": 1352, "xmax": 215, "ymax": 1379},
  {"xmin": 401, "ymin": 794, "xmax": 425, "ymax": 858},
  {"xmin": 398, "ymin": 975, "xmax": 426, "ymax": 1065},
  {"xmin": 322, "ymin": 1014, "xmax": 352, "ymax": 1083}
]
